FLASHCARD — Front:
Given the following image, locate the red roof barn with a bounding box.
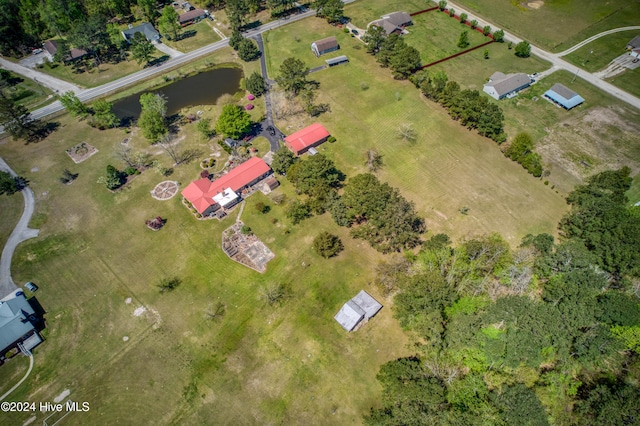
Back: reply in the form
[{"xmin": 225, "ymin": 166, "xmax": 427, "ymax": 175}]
[
  {"xmin": 284, "ymin": 123, "xmax": 330, "ymax": 156},
  {"xmin": 182, "ymin": 157, "xmax": 271, "ymax": 215}
]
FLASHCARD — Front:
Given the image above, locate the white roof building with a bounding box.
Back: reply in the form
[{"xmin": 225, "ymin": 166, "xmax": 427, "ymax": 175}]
[
  {"xmin": 213, "ymin": 188, "xmax": 239, "ymax": 208},
  {"xmin": 334, "ymin": 290, "xmax": 382, "ymax": 332}
]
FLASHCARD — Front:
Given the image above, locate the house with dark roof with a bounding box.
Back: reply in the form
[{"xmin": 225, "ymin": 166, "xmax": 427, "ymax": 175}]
[
  {"xmin": 483, "ymin": 71, "xmax": 532, "ymax": 100},
  {"xmin": 122, "ymin": 23, "xmax": 161, "ymax": 43},
  {"xmin": 284, "ymin": 123, "xmax": 330, "ymax": 156},
  {"xmin": 0, "ymin": 292, "xmax": 43, "ymax": 357},
  {"xmin": 370, "ymin": 18, "xmax": 402, "ymax": 36},
  {"xmin": 179, "ymin": 8, "xmax": 207, "ymax": 26},
  {"xmin": 381, "ymin": 11, "xmax": 412, "ymax": 28},
  {"xmin": 43, "ymin": 40, "xmax": 88, "ymax": 63},
  {"xmin": 544, "ymin": 83, "xmax": 584, "ymax": 110},
  {"xmin": 311, "ymin": 36, "xmax": 339, "ymax": 57},
  {"xmin": 181, "ymin": 157, "xmax": 272, "ymax": 216},
  {"xmin": 334, "ymin": 290, "xmax": 383, "ymax": 332},
  {"xmin": 627, "ymin": 35, "xmax": 640, "ymax": 50},
  {"xmin": 369, "ymin": 11, "xmax": 412, "ymax": 36}
]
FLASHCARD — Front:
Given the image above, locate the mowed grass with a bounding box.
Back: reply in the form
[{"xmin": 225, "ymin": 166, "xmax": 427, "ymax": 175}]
[
  {"xmin": 0, "ymin": 191, "xmax": 23, "ymax": 251},
  {"xmin": 163, "ymin": 20, "xmax": 222, "ymax": 53},
  {"xmin": 563, "ymin": 31, "xmax": 640, "ymax": 72},
  {"xmin": 453, "ymin": 0, "xmax": 640, "ymax": 52},
  {"xmin": 345, "ymin": 0, "xmax": 426, "ymax": 29},
  {"xmin": 0, "ymin": 56, "xmax": 410, "ymax": 424},
  {"xmin": 39, "ymin": 56, "xmax": 150, "ymax": 89},
  {"xmin": 264, "ymin": 18, "xmax": 567, "ymax": 245},
  {"xmin": 607, "ymin": 67, "xmax": 640, "ymax": 99},
  {"xmin": 404, "ymin": 10, "xmax": 491, "ymax": 64}
]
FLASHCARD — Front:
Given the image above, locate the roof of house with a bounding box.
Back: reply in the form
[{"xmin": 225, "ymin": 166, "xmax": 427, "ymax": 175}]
[
  {"xmin": 628, "ymin": 35, "xmax": 640, "ymax": 49},
  {"xmin": 179, "ymin": 8, "xmax": 207, "ymax": 23},
  {"xmin": 382, "ymin": 11, "xmax": 412, "ymax": 26},
  {"xmin": 312, "ymin": 36, "xmax": 338, "ymax": 52},
  {"xmin": 545, "ymin": 83, "xmax": 585, "ymax": 109},
  {"xmin": 263, "ymin": 176, "xmax": 280, "ymax": 190},
  {"xmin": 43, "ymin": 40, "xmax": 87, "ymax": 60},
  {"xmin": 484, "ymin": 72, "xmax": 531, "ymax": 97},
  {"xmin": 0, "ymin": 293, "xmax": 37, "ymax": 352},
  {"xmin": 351, "ymin": 290, "xmax": 383, "ymax": 319},
  {"xmin": 212, "ymin": 187, "xmax": 239, "ymax": 207},
  {"xmin": 325, "ymin": 55, "xmax": 349, "ymax": 65},
  {"xmin": 371, "ymin": 19, "xmax": 399, "ymax": 35},
  {"xmin": 334, "ymin": 290, "xmax": 383, "ymax": 332},
  {"xmin": 284, "ymin": 123, "xmax": 330, "ymax": 154},
  {"xmin": 123, "ymin": 23, "xmax": 160, "ymax": 41},
  {"xmin": 334, "ymin": 300, "xmax": 365, "ymax": 331},
  {"xmin": 182, "ymin": 157, "xmax": 271, "ymax": 214}
]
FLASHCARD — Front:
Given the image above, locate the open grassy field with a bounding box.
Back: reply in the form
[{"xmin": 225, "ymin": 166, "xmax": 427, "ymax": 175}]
[
  {"xmin": 606, "ymin": 67, "xmax": 640, "ymax": 99},
  {"xmin": 0, "ymin": 190, "xmax": 22, "ymax": 250},
  {"xmin": 563, "ymin": 31, "xmax": 640, "ymax": 72},
  {"xmin": 163, "ymin": 20, "xmax": 222, "ymax": 53},
  {"xmin": 403, "ymin": 10, "xmax": 491, "ymax": 64},
  {"xmin": 39, "ymin": 55, "xmax": 153, "ymax": 89},
  {"xmin": 264, "ymin": 17, "xmax": 567, "ymax": 245},
  {"xmin": 0, "ymin": 47, "xmax": 410, "ymax": 424},
  {"xmin": 345, "ymin": 0, "xmax": 426, "ymax": 29},
  {"xmin": 452, "ymin": 0, "xmax": 640, "ymax": 52}
]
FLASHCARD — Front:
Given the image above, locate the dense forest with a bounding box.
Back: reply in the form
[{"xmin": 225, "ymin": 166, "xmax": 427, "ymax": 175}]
[{"xmin": 366, "ymin": 167, "xmax": 640, "ymax": 425}]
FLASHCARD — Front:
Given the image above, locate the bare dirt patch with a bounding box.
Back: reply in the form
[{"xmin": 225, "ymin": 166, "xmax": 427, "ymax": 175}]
[
  {"xmin": 53, "ymin": 389, "xmax": 70, "ymax": 403},
  {"xmin": 65, "ymin": 142, "xmax": 98, "ymax": 164},
  {"xmin": 537, "ymin": 106, "xmax": 640, "ymax": 191},
  {"xmin": 151, "ymin": 181, "xmax": 179, "ymax": 200},
  {"xmin": 222, "ymin": 222, "xmax": 275, "ymax": 273},
  {"xmin": 526, "ymin": 1, "xmax": 544, "ymax": 10}
]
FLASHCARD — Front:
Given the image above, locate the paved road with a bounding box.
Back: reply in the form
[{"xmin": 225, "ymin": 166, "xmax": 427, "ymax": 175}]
[
  {"xmin": 446, "ymin": 1, "xmax": 640, "ymax": 111},
  {"xmin": 0, "ymin": 158, "xmax": 40, "ymax": 299},
  {"xmin": 556, "ymin": 26, "xmax": 640, "ymax": 57},
  {"xmin": 252, "ymin": 33, "xmax": 285, "ymax": 152},
  {"xmin": 0, "ymin": 57, "xmax": 81, "ymax": 94}
]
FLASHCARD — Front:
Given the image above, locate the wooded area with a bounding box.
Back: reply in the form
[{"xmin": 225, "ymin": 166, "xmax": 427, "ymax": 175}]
[{"xmin": 366, "ymin": 168, "xmax": 640, "ymax": 425}]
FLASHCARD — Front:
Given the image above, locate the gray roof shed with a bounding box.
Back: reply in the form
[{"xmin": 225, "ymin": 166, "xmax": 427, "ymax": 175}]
[{"xmin": 334, "ymin": 290, "xmax": 382, "ymax": 332}]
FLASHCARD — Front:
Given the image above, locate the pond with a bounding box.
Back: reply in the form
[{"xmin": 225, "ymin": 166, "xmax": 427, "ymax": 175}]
[{"xmin": 112, "ymin": 66, "xmax": 243, "ymax": 120}]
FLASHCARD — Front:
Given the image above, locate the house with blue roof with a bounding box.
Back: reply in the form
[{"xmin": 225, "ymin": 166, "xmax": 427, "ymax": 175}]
[
  {"xmin": 0, "ymin": 292, "xmax": 43, "ymax": 358},
  {"xmin": 544, "ymin": 83, "xmax": 585, "ymax": 110}
]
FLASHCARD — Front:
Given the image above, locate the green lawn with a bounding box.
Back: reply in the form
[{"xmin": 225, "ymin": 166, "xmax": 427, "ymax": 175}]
[
  {"xmin": 563, "ymin": 31, "xmax": 640, "ymax": 72},
  {"xmin": 453, "ymin": 0, "xmax": 640, "ymax": 52},
  {"xmin": 404, "ymin": 10, "xmax": 491, "ymax": 64},
  {"xmin": 0, "ymin": 50, "xmax": 410, "ymax": 424},
  {"xmin": 162, "ymin": 20, "xmax": 222, "ymax": 53},
  {"xmin": 0, "ymin": 192, "xmax": 22, "ymax": 251},
  {"xmin": 38, "ymin": 56, "xmax": 151, "ymax": 89},
  {"xmin": 265, "ymin": 17, "xmax": 567, "ymax": 245},
  {"xmin": 607, "ymin": 67, "xmax": 640, "ymax": 99}
]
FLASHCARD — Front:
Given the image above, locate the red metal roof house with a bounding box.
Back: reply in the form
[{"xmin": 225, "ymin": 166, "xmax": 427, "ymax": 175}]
[
  {"xmin": 284, "ymin": 123, "xmax": 330, "ymax": 156},
  {"xmin": 182, "ymin": 157, "xmax": 271, "ymax": 216}
]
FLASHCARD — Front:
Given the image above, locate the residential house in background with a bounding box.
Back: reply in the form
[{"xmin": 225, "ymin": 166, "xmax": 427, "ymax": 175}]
[
  {"xmin": 179, "ymin": 8, "xmax": 208, "ymax": 26},
  {"xmin": 182, "ymin": 157, "xmax": 272, "ymax": 216},
  {"xmin": 370, "ymin": 11, "xmax": 412, "ymax": 36},
  {"xmin": 483, "ymin": 71, "xmax": 532, "ymax": 100},
  {"xmin": 43, "ymin": 40, "xmax": 88, "ymax": 64},
  {"xmin": 284, "ymin": 123, "xmax": 330, "ymax": 156},
  {"xmin": 122, "ymin": 23, "xmax": 161, "ymax": 43},
  {"xmin": 311, "ymin": 36, "xmax": 339, "ymax": 57},
  {"xmin": 626, "ymin": 35, "xmax": 640, "ymax": 50},
  {"xmin": 0, "ymin": 292, "xmax": 43, "ymax": 358},
  {"xmin": 544, "ymin": 83, "xmax": 585, "ymax": 110}
]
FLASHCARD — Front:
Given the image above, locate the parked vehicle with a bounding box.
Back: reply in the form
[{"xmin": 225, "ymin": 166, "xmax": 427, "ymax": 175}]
[
  {"xmin": 32, "ymin": 48, "xmax": 43, "ymax": 55},
  {"xmin": 25, "ymin": 282, "xmax": 38, "ymax": 292}
]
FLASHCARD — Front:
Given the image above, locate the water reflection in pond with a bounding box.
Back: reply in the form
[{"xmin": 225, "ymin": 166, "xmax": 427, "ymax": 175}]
[{"xmin": 112, "ymin": 67, "xmax": 242, "ymax": 120}]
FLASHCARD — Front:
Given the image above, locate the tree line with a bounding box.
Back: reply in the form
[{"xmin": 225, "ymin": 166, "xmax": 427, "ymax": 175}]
[
  {"xmin": 366, "ymin": 167, "xmax": 640, "ymax": 425},
  {"xmin": 272, "ymin": 148, "xmax": 425, "ymax": 254}
]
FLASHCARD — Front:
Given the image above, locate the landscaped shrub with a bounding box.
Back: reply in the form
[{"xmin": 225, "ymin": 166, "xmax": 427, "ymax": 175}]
[
  {"xmin": 124, "ymin": 166, "xmax": 138, "ymax": 176},
  {"xmin": 449, "ymin": 8, "xmax": 455, "ymax": 17},
  {"xmin": 241, "ymin": 225, "xmax": 253, "ymax": 235},
  {"xmin": 328, "ymin": 136, "xmax": 336, "ymax": 143},
  {"xmin": 313, "ymin": 232, "xmax": 344, "ymax": 258},
  {"xmin": 145, "ymin": 216, "xmax": 166, "ymax": 230},
  {"xmin": 247, "ymin": 94, "xmax": 255, "ymax": 101},
  {"xmin": 459, "ymin": 13, "xmax": 467, "ymax": 24},
  {"xmin": 157, "ymin": 276, "xmax": 180, "ymax": 293},
  {"xmin": 483, "ymin": 25, "xmax": 491, "ymax": 36}
]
